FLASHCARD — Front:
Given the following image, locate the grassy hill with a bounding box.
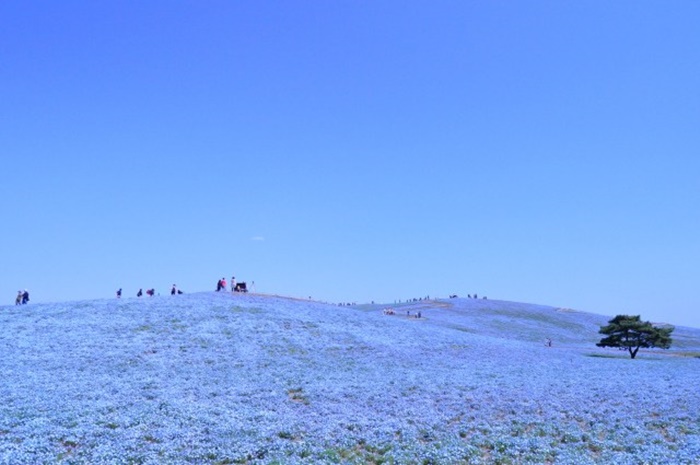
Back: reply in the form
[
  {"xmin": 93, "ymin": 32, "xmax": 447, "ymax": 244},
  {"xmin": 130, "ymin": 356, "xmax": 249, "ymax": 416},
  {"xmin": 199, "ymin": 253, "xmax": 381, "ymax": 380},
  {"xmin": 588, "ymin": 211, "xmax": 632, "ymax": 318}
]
[{"xmin": 1, "ymin": 293, "xmax": 699, "ymax": 464}]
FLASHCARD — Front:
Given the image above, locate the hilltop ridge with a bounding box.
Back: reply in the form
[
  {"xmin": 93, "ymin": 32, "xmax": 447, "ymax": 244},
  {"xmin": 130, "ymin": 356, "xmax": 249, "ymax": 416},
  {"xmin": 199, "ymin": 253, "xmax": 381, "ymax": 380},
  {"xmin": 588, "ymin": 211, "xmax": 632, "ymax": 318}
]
[{"xmin": 4, "ymin": 291, "xmax": 699, "ymax": 350}]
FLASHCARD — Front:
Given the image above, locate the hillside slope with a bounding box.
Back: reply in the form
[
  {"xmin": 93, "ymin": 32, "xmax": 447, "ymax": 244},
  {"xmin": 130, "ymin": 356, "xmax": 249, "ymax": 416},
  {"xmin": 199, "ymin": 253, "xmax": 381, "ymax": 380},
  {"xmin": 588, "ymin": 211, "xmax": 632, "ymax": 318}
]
[{"xmin": 1, "ymin": 293, "xmax": 699, "ymax": 464}]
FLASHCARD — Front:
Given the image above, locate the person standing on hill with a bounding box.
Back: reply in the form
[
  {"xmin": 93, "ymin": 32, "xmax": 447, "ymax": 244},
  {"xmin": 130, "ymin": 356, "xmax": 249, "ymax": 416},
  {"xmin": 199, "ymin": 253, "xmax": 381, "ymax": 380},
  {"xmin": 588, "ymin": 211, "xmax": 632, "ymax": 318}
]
[
  {"xmin": 15, "ymin": 291, "xmax": 22, "ymax": 305},
  {"xmin": 137, "ymin": 288, "xmax": 143, "ymax": 297},
  {"xmin": 221, "ymin": 277, "xmax": 227, "ymax": 292},
  {"xmin": 21, "ymin": 290, "xmax": 29, "ymax": 304},
  {"xmin": 231, "ymin": 276, "xmax": 236, "ymax": 292},
  {"xmin": 116, "ymin": 288, "xmax": 122, "ymax": 298}
]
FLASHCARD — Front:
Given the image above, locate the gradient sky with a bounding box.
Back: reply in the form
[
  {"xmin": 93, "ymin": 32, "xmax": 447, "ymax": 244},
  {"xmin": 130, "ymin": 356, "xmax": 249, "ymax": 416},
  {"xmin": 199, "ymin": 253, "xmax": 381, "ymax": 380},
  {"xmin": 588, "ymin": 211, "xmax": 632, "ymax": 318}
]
[{"xmin": 2, "ymin": 1, "xmax": 699, "ymax": 327}]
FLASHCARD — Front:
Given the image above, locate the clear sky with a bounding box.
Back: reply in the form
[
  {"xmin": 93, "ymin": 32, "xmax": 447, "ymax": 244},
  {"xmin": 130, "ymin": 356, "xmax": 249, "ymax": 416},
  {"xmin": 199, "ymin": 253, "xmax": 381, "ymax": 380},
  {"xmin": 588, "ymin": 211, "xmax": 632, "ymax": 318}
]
[{"xmin": 2, "ymin": 2, "xmax": 699, "ymax": 327}]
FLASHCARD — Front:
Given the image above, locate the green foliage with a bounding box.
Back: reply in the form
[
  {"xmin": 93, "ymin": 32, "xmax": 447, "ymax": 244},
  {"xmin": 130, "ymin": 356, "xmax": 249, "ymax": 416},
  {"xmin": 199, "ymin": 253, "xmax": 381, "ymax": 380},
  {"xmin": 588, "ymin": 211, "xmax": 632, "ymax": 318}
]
[{"xmin": 596, "ymin": 315, "xmax": 674, "ymax": 359}]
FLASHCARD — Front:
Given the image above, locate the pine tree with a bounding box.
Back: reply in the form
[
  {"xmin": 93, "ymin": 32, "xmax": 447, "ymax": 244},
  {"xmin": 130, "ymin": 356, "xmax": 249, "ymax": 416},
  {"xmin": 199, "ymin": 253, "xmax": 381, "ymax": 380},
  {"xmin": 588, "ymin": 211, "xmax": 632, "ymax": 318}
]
[{"xmin": 596, "ymin": 314, "xmax": 673, "ymax": 359}]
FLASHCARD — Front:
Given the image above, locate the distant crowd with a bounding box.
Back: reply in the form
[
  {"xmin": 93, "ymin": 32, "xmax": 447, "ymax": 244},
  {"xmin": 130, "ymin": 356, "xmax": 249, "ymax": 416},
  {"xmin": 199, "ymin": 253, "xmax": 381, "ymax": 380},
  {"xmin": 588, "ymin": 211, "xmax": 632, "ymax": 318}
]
[
  {"xmin": 389, "ymin": 294, "xmax": 490, "ymax": 303},
  {"xmin": 450, "ymin": 294, "xmax": 488, "ymax": 299},
  {"xmin": 112, "ymin": 276, "xmax": 251, "ymax": 300},
  {"xmin": 336, "ymin": 293, "xmax": 489, "ymax": 307},
  {"xmin": 383, "ymin": 308, "xmax": 423, "ymax": 319},
  {"xmin": 13, "ymin": 281, "xmax": 484, "ymax": 307},
  {"xmin": 116, "ymin": 287, "xmax": 166, "ymax": 298},
  {"xmin": 12, "ymin": 274, "xmax": 256, "ymax": 305}
]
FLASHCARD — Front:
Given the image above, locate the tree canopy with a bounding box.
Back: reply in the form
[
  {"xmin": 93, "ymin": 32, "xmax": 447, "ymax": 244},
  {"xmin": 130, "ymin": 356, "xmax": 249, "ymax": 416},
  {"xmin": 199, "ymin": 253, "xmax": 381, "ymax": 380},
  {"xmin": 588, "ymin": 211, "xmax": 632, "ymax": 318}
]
[{"xmin": 596, "ymin": 314, "xmax": 673, "ymax": 359}]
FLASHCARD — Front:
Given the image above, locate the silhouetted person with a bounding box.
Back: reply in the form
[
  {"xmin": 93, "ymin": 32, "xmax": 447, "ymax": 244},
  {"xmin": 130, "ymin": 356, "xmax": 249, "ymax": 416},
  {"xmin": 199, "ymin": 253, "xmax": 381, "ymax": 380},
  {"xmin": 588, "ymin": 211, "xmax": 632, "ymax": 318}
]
[
  {"xmin": 171, "ymin": 284, "xmax": 177, "ymax": 295},
  {"xmin": 116, "ymin": 288, "xmax": 122, "ymax": 298},
  {"xmin": 137, "ymin": 288, "xmax": 143, "ymax": 297},
  {"xmin": 21, "ymin": 290, "xmax": 29, "ymax": 304}
]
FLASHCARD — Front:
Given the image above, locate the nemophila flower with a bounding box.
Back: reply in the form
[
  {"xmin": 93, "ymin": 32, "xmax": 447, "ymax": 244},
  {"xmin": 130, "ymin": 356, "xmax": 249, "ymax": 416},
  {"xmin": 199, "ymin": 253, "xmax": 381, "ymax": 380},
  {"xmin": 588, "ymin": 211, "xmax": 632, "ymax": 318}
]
[{"xmin": 0, "ymin": 294, "xmax": 699, "ymax": 463}]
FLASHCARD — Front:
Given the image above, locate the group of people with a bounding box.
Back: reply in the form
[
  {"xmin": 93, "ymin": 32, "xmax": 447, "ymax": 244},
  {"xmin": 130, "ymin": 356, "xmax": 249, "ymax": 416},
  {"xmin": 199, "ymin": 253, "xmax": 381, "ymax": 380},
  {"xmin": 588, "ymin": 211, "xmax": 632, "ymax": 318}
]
[
  {"xmin": 115, "ymin": 276, "xmax": 246, "ymax": 299},
  {"xmin": 393, "ymin": 296, "xmax": 431, "ymax": 304},
  {"xmin": 116, "ymin": 276, "xmax": 244, "ymax": 298},
  {"xmin": 123, "ymin": 288, "xmax": 156, "ymax": 297},
  {"xmin": 467, "ymin": 294, "xmax": 487, "ymax": 299},
  {"xmin": 216, "ymin": 276, "xmax": 236, "ymax": 292},
  {"xmin": 383, "ymin": 308, "xmax": 422, "ymax": 318},
  {"xmin": 14, "ymin": 290, "xmax": 30, "ymax": 305},
  {"xmin": 114, "ymin": 278, "xmax": 249, "ymax": 299}
]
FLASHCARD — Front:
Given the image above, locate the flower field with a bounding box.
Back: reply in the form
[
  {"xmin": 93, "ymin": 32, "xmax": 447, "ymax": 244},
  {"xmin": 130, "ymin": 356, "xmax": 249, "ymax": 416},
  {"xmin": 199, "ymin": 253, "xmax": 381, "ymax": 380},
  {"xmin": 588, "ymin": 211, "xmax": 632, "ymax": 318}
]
[{"xmin": 1, "ymin": 293, "xmax": 699, "ymax": 464}]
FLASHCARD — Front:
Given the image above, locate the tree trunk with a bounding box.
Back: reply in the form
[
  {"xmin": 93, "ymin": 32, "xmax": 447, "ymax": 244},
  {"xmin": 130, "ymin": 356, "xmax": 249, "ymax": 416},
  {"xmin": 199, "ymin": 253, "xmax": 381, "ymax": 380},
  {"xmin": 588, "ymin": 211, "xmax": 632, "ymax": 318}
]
[{"xmin": 630, "ymin": 347, "xmax": 639, "ymax": 359}]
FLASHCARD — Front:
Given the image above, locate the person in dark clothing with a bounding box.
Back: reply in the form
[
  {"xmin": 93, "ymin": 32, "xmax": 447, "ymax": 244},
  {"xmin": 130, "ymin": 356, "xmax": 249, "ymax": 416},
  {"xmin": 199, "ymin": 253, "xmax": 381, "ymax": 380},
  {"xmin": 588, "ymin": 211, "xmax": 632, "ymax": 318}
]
[
  {"xmin": 116, "ymin": 288, "xmax": 122, "ymax": 298},
  {"xmin": 216, "ymin": 279, "xmax": 222, "ymax": 292},
  {"xmin": 171, "ymin": 284, "xmax": 177, "ymax": 295},
  {"xmin": 21, "ymin": 290, "xmax": 29, "ymax": 304},
  {"xmin": 137, "ymin": 288, "xmax": 143, "ymax": 297}
]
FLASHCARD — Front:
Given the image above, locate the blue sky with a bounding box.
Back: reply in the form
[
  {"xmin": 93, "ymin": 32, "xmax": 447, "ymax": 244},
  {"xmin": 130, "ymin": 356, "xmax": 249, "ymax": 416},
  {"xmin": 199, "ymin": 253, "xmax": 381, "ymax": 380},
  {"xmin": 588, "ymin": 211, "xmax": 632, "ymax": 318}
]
[{"xmin": 2, "ymin": 1, "xmax": 699, "ymax": 327}]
